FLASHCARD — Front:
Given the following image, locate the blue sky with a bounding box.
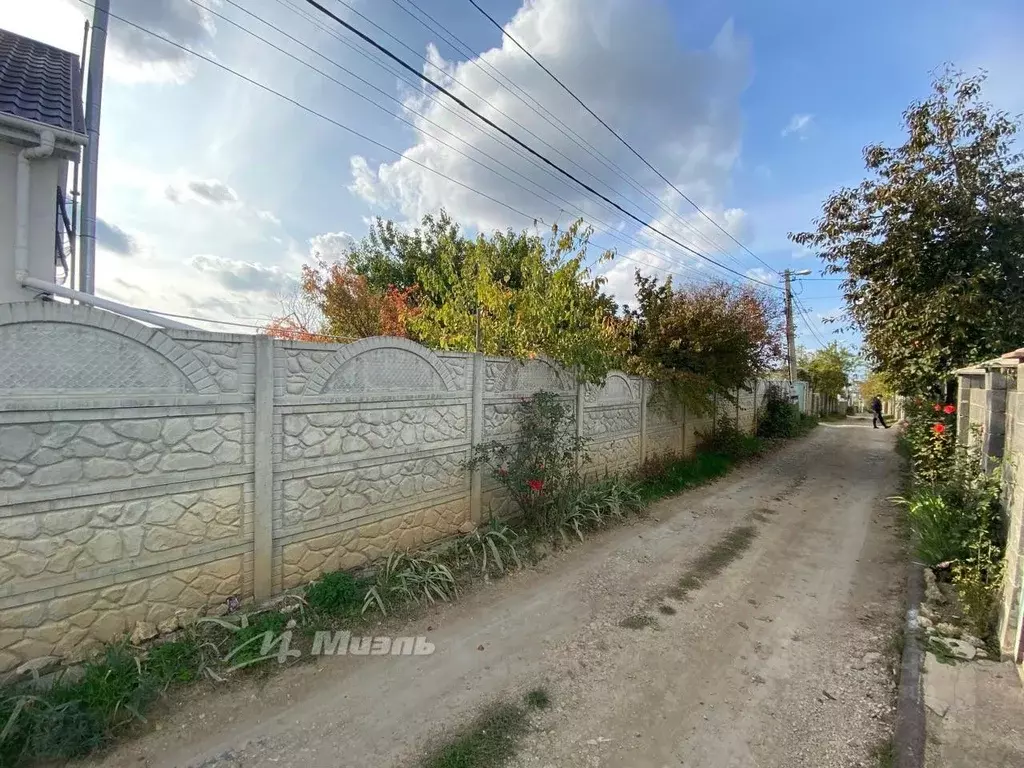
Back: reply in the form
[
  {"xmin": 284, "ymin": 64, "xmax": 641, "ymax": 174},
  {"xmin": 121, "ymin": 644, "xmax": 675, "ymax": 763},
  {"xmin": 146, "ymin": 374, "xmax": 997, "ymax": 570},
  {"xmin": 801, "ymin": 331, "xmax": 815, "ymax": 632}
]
[{"xmin": 3, "ymin": 0, "xmax": 1022, "ymax": 351}]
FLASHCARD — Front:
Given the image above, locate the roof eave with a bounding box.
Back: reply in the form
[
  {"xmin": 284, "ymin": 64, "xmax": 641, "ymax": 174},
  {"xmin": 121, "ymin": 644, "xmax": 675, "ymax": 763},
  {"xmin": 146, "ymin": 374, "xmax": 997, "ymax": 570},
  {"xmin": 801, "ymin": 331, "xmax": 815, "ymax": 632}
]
[{"xmin": 0, "ymin": 112, "xmax": 87, "ymax": 147}]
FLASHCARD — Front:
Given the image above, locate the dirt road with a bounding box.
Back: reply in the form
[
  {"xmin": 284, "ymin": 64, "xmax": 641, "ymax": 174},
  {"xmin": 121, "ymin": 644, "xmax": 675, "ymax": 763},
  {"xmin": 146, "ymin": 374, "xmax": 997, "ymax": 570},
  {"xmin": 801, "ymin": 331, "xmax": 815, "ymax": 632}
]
[{"xmin": 88, "ymin": 419, "xmax": 905, "ymax": 768}]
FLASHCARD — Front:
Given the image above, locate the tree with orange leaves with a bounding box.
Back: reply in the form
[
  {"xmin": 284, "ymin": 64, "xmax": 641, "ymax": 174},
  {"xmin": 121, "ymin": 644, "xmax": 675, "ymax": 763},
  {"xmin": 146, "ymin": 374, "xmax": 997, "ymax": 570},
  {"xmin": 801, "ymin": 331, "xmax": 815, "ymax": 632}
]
[{"xmin": 300, "ymin": 260, "xmax": 417, "ymax": 340}]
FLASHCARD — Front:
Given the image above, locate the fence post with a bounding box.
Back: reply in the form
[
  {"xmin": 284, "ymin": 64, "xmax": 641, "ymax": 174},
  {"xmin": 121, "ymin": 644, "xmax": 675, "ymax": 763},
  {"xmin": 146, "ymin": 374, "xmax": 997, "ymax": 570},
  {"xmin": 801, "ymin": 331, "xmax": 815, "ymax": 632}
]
[
  {"xmin": 983, "ymin": 369, "xmax": 1009, "ymax": 471},
  {"xmin": 639, "ymin": 378, "xmax": 648, "ymax": 465},
  {"xmin": 470, "ymin": 353, "xmax": 484, "ymax": 526},
  {"xmin": 253, "ymin": 335, "xmax": 274, "ymax": 601},
  {"xmin": 575, "ymin": 378, "xmax": 586, "ymax": 471}
]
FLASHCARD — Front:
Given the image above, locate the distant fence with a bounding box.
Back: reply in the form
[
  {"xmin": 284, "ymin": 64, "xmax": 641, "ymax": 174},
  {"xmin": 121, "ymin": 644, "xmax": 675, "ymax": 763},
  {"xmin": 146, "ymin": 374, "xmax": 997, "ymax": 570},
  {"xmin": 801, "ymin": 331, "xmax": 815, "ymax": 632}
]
[{"xmin": 0, "ymin": 302, "xmax": 803, "ymax": 671}]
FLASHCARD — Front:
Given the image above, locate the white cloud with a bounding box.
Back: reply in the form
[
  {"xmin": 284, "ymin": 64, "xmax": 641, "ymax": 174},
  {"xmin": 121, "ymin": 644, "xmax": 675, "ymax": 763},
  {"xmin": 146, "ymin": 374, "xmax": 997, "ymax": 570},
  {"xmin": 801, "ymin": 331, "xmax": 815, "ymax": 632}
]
[
  {"xmin": 308, "ymin": 231, "xmax": 357, "ymax": 262},
  {"xmin": 0, "ymin": 0, "xmax": 219, "ymax": 83},
  {"xmin": 257, "ymin": 210, "xmax": 282, "ymax": 226},
  {"xmin": 105, "ymin": 0, "xmax": 218, "ymax": 84},
  {"xmin": 348, "ymin": 0, "xmax": 751, "ymax": 242},
  {"xmin": 781, "ymin": 113, "xmax": 814, "ymax": 139}
]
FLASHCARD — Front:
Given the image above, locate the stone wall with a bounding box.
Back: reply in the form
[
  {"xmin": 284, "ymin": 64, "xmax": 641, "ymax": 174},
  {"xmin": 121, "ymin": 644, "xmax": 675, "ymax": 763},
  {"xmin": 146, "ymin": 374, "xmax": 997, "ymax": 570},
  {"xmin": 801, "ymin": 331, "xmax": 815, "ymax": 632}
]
[{"xmin": 0, "ymin": 303, "xmax": 774, "ymax": 671}]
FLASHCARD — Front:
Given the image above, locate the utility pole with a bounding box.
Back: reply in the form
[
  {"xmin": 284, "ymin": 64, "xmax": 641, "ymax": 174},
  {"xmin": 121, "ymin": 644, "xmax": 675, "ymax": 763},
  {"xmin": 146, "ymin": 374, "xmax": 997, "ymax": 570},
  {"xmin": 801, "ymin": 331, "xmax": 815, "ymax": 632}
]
[
  {"xmin": 79, "ymin": 0, "xmax": 109, "ymax": 295},
  {"xmin": 783, "ymin": 269, "xmax": 811, "ymax": 381}
]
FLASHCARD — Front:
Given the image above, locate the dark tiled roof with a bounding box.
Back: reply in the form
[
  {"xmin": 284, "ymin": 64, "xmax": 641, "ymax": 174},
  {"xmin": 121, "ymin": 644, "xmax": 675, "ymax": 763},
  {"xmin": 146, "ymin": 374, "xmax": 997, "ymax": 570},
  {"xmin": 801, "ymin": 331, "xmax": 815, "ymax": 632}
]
[{"xmin": 0, "ymin": 28, "xmax": 84, "ymax": 135}]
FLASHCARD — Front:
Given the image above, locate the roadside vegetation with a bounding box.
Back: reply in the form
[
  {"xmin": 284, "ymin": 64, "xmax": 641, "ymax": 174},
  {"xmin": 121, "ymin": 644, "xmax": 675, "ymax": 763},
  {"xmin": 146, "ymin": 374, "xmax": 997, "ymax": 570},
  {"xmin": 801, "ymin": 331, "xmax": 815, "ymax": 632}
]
[{"xmin": 893, "ymin": 399, "xmax": 1004, "ymax": 642}]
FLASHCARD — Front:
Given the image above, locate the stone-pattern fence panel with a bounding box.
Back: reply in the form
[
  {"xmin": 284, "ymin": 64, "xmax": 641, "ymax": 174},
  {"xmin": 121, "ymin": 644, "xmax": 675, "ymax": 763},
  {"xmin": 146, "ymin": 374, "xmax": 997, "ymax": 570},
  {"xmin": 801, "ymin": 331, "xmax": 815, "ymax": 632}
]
[{"xmin": 0, "ymin": 303, "xmax": 781, "ymax": 672}]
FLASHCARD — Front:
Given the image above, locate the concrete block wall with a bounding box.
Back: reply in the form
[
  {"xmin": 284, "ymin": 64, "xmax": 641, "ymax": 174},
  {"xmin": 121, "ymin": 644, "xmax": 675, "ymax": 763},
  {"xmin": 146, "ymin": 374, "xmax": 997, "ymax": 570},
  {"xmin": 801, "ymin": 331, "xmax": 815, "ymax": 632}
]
[
  {"xmin": 957, "ymin": 365, "xmax": 1023, "ymax": 662},
  {"xmin": 0, "ymin": 303, "xmax": 256, "ymax": 671},
  {"xmin": 0, "ymin": 303, "xmax": 769, "ymax": 671}
]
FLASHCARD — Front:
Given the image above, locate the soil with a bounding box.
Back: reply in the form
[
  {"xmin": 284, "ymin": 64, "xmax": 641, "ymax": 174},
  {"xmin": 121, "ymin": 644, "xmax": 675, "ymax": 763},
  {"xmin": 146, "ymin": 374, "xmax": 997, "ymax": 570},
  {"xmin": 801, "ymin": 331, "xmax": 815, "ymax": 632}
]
[{"xmin": 83, "ymin": 418, "xmax": 906, "ymax": 768}]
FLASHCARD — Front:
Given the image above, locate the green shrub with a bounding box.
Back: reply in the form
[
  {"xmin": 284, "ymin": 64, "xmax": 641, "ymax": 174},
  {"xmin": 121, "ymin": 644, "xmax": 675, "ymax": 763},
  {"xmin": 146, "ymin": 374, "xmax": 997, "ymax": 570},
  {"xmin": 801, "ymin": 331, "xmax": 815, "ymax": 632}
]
[
  {"xmin": 899, "ymin": 398, "xmax": 958, "ymax": 482},
  {"xmin": 757, "ymin": 385, "xmax": 802, "ymax": 438},
  {"xmin": 362, "ymin": 553, "xmax": 459, "ymax": 616},
  {"xmin": 451, "ymin": 521, "xmax": 523, "ymax": 578},
  {"xmin": 467, "ymin": 391, "xmax": 587, "ymax": 535},
  {"xmin": 305, "ymin": 570, "xmax": 366, "ymax": 616},
  {"xmin": 145, "ymin": 639, "xmax": 202, "ymax": 686},
  {"xmin": 0, "ymin": 645, "xmax": 159, "ymax": 765},
  {"xmin": 698, "ymin": 417, "xmax": 763, "ymax": 460},
  {"xmin": 895, "ymin": 488, "xmax": 973, "ymax": 565}
]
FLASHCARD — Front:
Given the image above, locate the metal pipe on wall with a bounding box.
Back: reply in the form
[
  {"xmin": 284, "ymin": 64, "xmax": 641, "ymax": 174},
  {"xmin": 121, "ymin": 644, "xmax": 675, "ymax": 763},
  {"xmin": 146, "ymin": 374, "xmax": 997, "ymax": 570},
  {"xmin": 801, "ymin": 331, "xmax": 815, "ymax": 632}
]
[{"xmin": 79, "ymin": 0, "xmax": 108, "ymax": 295}]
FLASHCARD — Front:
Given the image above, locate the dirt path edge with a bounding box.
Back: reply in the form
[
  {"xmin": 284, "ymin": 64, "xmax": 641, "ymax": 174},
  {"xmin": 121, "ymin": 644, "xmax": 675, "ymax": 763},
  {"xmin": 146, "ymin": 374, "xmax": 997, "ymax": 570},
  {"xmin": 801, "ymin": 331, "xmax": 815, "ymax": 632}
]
[{"xmin": 894, "ymin": 561, "xmax": 926, "ymax": 768}]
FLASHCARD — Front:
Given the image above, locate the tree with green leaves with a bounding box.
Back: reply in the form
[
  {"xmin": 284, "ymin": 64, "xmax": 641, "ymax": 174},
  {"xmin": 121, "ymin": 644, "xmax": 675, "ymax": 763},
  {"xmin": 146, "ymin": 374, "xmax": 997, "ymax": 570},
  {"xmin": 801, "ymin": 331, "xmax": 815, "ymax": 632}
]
[
  {"xmin": 799, "ymin": 343, "xmax": 858, "ymax": 399},
  {"xmin": 791, "ymin": 69, "xmax": 1024, "ymax": 395},
  {"xmin": 625, "ymin": 275, "xmax": 784, "ymax": 409},
  {"xmin": 410, "ymin": 219, "xmax": 626, "ymax": 384},
  {"xmin": 298, "ymin": 210, "xmax": 626, "ymax": 384}
]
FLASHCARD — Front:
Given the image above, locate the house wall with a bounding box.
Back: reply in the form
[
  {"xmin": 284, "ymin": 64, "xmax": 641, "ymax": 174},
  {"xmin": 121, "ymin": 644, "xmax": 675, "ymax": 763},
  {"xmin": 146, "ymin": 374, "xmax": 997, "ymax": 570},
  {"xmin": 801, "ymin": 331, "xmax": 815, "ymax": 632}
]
[
  {"xmin": 0, "ymin": 144, "xmax": 66, "ymax": 303},
  {"xmin": 0, "ymin": 302, "xmax": 771, "ymax": 672}
]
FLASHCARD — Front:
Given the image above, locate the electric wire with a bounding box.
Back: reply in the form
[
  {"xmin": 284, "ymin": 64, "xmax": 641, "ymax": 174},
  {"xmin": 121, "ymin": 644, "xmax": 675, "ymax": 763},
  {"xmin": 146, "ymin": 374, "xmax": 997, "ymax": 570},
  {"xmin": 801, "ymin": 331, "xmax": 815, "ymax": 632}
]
[
  {"xmin": 465, "ymin": 0, "xmax": 778, "ymax": 275},
  {"xmin": 297, "ymin": 0, "xmax": 779, "ymax": 289}
]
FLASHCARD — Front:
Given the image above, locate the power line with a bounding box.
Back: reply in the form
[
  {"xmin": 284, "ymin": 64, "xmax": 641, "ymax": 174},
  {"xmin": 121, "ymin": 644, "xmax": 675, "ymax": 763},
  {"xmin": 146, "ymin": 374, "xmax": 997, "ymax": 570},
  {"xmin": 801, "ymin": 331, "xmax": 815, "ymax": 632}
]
[
  {"xmin": 373, "ymin": 0, "xmax": 748, "ymax": 271},
  {"xmin": 73, "ymin": 0, "xmax": 542, "ymax": 227},
  {"xmin": 196, "ymin": 0, "xmax": 716, "ymax": 286},
  {"xmin": 73, "ymin": 0, "xmax": 721, "ymax": 298},
  {"xmin": 262, "ymin": 0, "xmax": 737, "ymax": 286},
  {"xmin": 465, "ymin": 0, "xmax": 778, "ymax": 276},
  {"xmin": 298, "ymin": 0, "xmax": 778, "ymax": 290},
  {"xmin": 794, "ymin": 297, "xmax": 831, "ymax": 348}
]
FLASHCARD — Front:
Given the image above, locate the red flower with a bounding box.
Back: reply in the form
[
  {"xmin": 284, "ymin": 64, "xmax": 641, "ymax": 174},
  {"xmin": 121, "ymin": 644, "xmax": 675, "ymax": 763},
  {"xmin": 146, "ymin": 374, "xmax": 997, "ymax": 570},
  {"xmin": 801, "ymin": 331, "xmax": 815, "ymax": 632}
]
[
  {"xmin": 527, "ymin": 479, "xmax": 544, "ymax": 492},
  {"xmin": 933, "ymin": 404, "xmax": 942, "ymax": 412},
  {"xmin": 943, "ymin": 404, "xmax": 956, "ymax": 414},
  {"xmin": 497, "ymin": 467, "xmax": 508, "ymax": 477},
  {"xmin": 932, "ymin": 423, "xmax": 946, "ymax": 435}
]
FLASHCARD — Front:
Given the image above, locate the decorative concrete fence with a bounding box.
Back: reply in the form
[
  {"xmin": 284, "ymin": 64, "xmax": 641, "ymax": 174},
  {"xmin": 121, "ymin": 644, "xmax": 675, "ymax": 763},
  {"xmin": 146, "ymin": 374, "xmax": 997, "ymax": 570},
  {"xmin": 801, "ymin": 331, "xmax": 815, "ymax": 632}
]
[{"xmin": 0, "ymin": 302, "xmax": 779, "ymax": 672}]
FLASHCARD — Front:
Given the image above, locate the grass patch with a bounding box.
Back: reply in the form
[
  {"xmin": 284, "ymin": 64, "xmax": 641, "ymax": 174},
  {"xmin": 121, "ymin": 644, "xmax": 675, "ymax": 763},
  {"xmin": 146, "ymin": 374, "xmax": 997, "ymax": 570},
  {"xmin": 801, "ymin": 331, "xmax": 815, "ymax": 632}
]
[
  {"xmin": 422, "ymin": 689, "xmax": 550, "ymax": 768},
  {"xmin": 635, "ymin": 451, "xmax": 735, "ymax": 503},
  {"xmin": 870, "ymin": 736, "xmax": 896, "ymax": 768},
  {"xmin": 672, "ymin": 526, "xmax": 758, "ymax": 600},
  {"xmin": 657, "ymin": 604, "xmax": 677, "ymax": 615},
  {"xmin": 619, "ymin": 614, "xmax": 658, "ymax": 630},
  {"xmin": 304, "ymin": 570, "xmax": 367, "ymax": 617}
]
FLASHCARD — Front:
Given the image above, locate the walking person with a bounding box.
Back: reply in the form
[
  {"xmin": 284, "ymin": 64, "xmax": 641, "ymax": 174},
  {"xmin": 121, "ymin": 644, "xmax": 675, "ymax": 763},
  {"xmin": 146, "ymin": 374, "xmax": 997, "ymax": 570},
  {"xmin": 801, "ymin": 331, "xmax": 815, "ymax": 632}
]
[{"xmin": 871, "ymin": 396, "xmax": 889, "ymax": 429}]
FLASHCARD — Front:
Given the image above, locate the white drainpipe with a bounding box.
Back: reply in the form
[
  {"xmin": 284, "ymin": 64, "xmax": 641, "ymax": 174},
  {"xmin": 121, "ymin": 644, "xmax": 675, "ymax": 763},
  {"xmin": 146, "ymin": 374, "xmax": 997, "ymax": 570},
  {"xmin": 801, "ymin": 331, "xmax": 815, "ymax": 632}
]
[
  {"xmin": 14, "ymin": 129, "xmax": 55, "ymax": 283},
  {"xmin": 11, "ymin": 126, "xmax": 196, "ymax": 331}
]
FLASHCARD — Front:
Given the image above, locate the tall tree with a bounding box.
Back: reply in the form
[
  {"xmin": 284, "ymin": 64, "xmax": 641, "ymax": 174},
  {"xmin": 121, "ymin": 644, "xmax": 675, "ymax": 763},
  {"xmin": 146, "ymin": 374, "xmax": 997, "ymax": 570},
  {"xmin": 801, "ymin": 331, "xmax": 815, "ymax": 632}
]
[
  {"xmin": 410, "ymin": 220, "xmax": 626, "ymax": 384},
  {"xmin": 791, "ymin": 69, "xmax": 1024, "ymax": 394},
  {"xmin": 800, "ymin": 342, "xmax": 857, "ymax": 399},
  {"xmin": 626, "ymin": 275, "xmax": 784, "ymax": 408}
]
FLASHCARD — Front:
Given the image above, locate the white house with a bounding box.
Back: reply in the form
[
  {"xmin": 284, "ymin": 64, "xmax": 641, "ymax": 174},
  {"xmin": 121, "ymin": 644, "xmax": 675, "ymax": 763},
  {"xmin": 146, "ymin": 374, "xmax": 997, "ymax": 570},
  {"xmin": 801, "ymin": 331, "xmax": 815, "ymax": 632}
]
[{"xmin": 0, "ymin": 28, "xmax": 87, "ymax": 304}]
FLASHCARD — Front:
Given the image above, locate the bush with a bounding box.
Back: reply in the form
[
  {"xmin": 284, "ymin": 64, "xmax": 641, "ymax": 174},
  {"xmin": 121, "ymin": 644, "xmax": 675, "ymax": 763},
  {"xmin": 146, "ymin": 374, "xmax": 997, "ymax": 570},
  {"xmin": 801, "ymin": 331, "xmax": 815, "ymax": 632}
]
[
  {"xmin": 0, "ymin": 645, "xmax": 159, "ymax": 764},
  {"xmin": 757, "ymin": 385, "xmax": 802, "ymax": 438},
  {"xmin": 894, "ymin": 435, "xmax": 1005, "ymax": 640},
  {"xmin": 698, "ymin": 417, "xmax": 764, "ymax": 460},
  {"xmin": 899, "ymin": 398, "xmax": 958, "ymax": 482},
  {"xmin": 305, "ymin": 571, "xmax": 367, "ymax": 616},
  {"xmin": 467, "ymin": 391, "xmax": 587, "ymax": 534}
]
